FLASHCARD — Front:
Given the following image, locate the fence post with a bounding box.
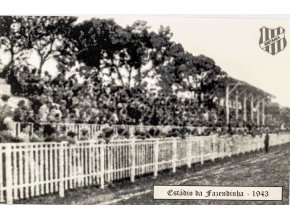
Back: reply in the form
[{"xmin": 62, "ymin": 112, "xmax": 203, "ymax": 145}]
[
  {"xmin": 228, "ymin": 137, "xmax": 232, "ymax": 158},
  {"xmin": 100, "ymin": 142, "xmax": 105, "ymax": 189},
  {"xmin": 172, "ymin": 138, "xmax": 177, "ymax": 173},
  {"xmin": 153, "ymin": 138, "xmax": 159, "ymax": 178},
  {"xmin": 257, "ymin": 137, "xmax": 260, "ymax": 151},
  {"xmin": 200, "ymin": 139, "xmax": 204, "ymax": 165},
  {"xmin": 59, "ymin": 142, "xmax": 65, "ymax": 198},
  {"xmin": 129, "ymin": 126, "xmax": 135, "ymax": 138},
  {"xmin": 186, "ymin": 138, "xmax": 192, "ymax": 168},
  {"xmin": 130, "ymin": 139, "xmax": 136, "ymax": 183},
  {"xmin": 224, "ymin": 137, "xmax": 228, "ymax": 158},
  {"xmin": 249, "ymin": 137, "xmax": 253, "ymax": 152},
  {"xmin": 221, "ymin": 138, "xmax": 225, "ymax": 159},
  {"xmin": 30, "ymin": 123, "xmax": 34, "ymax": 136},
  {"xmin": 15, "ymin": 123, "xmax": 19, "ymax": 138},
  {"xmin": 77, "ymin": 125, "xmax": 80, "ymax": 140},
  {"xmin": 253, "ymin": 136, "xmax": 261, "ymax": 152},
  {"xmin": 5, "ymin": 145, "xmax": 13, "ymax": 204},
  {"xmin": 0, "ymin": 145, "xmax": 3, "ymax": 203},
  {"xmin": 211, "ymin": 135, "xmax": 216, "ymax": 161}
]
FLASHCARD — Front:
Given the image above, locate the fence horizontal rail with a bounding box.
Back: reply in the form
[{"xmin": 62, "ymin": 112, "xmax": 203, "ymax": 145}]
[{"xmin": 1, "ymin": 133, "xmax": 290, "ymax": 204}]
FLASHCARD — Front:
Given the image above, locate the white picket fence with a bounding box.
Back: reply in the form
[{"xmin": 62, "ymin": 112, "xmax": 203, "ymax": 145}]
[{"xmin": 0, "ymin": 133, "xmax": 290, "ymax": 204}]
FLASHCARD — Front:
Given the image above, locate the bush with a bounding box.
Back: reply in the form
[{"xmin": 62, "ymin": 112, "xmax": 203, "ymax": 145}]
[
  {"xmin": 30, "ymin": 135, "xmax": 43, "ymax": 142},
  {"xmin": 44, "ymin": 133, "xmax": 63, "ymax": 142},
  {"xmin": 0, "ymin": 122, "xmax": 7, "ymax": 131},
  {"xmin": 1, "ymin": 94, "xmax": 10, "ymax": 102},
  {"xmin": 67, "ymin": 130, "xmax": 77, "ymax": 138},
  {"xmin": 117, "ymin": 127, "xmax": 129, "ymax": 138},
  {"xmin": 0, "ymin": 131, "xmax": 23, "ymax": 143},
  {"xmin": 17, "ymin": 100, "xmax": 26, "ymax": 108},
  {"xmin": 43, "ymin": 124, "xmax": 56, "ymax": 137},
  {"xmin": 80, "ymin": 128, "xmax": 89, "ymax": 138},
  {"xmin": 102, "ymin": 127, "xmax": 114, "ymax": 139}
]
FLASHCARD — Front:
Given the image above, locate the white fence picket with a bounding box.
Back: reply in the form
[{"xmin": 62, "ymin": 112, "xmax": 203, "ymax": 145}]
[
  {"xmin": 172, "ymin": 138, "xmax": 177, "ymax": 173},
  {"xmin": 100, "ymin": 143, "xmax": 105, "ymax": 189},
  {"xmin": 130, "ymin": 139, "xmax": 136, "ymax": 182},
  {"xmin": 19, "ymin": 146, "xmax": 24, "ymax": 199},
  {"xmin": 5, "ymin": 145, "xmax": 13, "ymax": 204},
  {"xmin": 153, "ymin": 139, "xmax": 159, "ymax": 178},
  {"xmin": 59, "ymin": 143, "xmax": 64, "ymax": 197},
  {"xmin": 0, "ymin": 145, "xmax": 3, "ymax": 203}
]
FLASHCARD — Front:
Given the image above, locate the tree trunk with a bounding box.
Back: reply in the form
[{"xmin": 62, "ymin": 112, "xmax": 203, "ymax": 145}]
[
  {"xmin": 128, "ymin": 69, "xmax": 133, "ymax": 90},
  {"xmin": 38, "ymin": 58, "xmax": 45, "ymax": 76},
  {"xmin": 3, "ymin": 51, "xmax": 15, "ymax": 80}
]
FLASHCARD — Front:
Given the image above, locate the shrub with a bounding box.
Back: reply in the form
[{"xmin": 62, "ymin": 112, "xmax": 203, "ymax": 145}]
[
  {"xmin": 29, "ymin": 135, "xmax": 43, "ymax": 142},
  {"xmin": 60, "ymin": 125, "xmax": 67, "ymax": 133},
  {"xmin": 67, "ymin": 130, "xmax": 77, "ymax": 138},
  {"xmin": 102, "ymin": 127, "xmax": 114, "ymax": 139},
  {"xmin": 0, "ymin": 131, "xmax": 23, "ymax": 143},
  {"xmin": 80, "ymin": 128, "xmax": 89, "ymax": 137},
  {"xmin": 17, "ymin": 100, "xmax": 26, "ymax": 108},
  {"xmin": 43, "ymin": 124, "xmax": 56, "ymax": 137},
  {"xmin": 1, "ymin": 94, "xmax": 10, "ymax": 102},
  {"xmin": 44, "ymin": 133, "xmax": 63, "ymax": 142},
  {"xmin": 0, "ymin": 122, "xmax": 7, "ymax": 131}
]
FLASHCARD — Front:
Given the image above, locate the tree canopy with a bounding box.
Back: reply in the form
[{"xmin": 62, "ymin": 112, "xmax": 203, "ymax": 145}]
[{"xmin": 0, "ymin": 16, "xmax": 229, "ymax": 110}]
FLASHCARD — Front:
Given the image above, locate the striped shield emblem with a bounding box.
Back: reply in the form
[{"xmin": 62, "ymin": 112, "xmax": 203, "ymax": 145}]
[{"xmin": 259, "ymin": 26, "xmax": 287, "ymax": 55}]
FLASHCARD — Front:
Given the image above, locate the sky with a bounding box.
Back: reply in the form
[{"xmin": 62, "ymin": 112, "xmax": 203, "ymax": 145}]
[{"xmin": 1, "ymin": 16, "xmax": 290, "ymax": 107}]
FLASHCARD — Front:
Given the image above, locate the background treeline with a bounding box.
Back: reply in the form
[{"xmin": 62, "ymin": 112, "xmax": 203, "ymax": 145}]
[
  {"xmin": 0, "ymin": 16, "xmax": 289, "ymax": 128},
  {"xmin": 0, "ymin": 16, "xmax": 225, "ymax": 104}
]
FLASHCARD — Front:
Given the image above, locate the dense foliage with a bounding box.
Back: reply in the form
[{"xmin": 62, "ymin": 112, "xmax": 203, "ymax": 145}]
[{"xmin": 0, "ymin": 16, "xmax": 289, "ymax": 133}]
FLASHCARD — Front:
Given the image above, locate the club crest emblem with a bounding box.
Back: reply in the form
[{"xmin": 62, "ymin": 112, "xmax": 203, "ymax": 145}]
[{"xmin": 259, "ymin": 26, "xmax": 287, "ymax": 55}]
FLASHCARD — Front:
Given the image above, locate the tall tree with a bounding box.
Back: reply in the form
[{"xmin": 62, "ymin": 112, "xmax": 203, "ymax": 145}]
[
  {"xmin": 24, "ymin": 16, "xmax": 77, "ymax": 75},
  {"xmin": 280, "ymin": 107, "xmax": 290, "ymax": 126},
  {"xmin": 192, "ymin": 55, "xmax": 227, "ymax": 108},
  {"xmin": 164, "ymin": 53, "xmax": 227, "ymax": 108},
  {"xmin": 70, "ymin": 19, "xmax": 177, "ymax": 90},
  {"xmin": 117, "ymin": 22, "xmax": 175, "ymax": 89},
  {"xmin": 68, "ymin": 18, "xmax": 125, "ymax": 85},
  {"xmin": 0, "ymin": 16, "xmax": 28, "ymax": 93},
  {"xmin": 0, "ymin": 16, "xmax": 28, "ymax": 69},
  {"xmin": 155, "ymin": 42, "xmax": 187, "ymax": 93}
]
